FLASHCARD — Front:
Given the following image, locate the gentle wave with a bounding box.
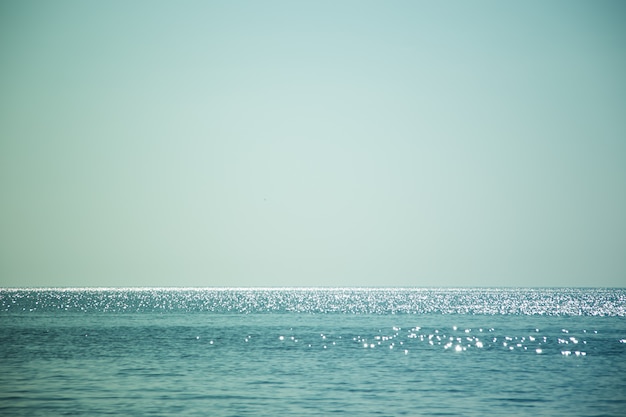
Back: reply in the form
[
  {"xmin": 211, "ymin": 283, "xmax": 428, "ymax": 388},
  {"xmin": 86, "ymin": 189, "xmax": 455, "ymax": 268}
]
[{"xmin": 1, "ymin": 288, "xmax": 624, "ymax": 316}]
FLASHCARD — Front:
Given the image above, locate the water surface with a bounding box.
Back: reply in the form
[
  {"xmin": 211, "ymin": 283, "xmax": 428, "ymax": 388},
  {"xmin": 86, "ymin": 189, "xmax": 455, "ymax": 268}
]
[{"xmin": 1, "ymin": 288, "xmax": 625, "ymax": 416}]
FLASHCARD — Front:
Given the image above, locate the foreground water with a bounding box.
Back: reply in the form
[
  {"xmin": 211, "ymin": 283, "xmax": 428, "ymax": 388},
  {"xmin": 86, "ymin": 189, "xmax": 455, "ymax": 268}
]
[{"xmin": 1, "ymin": 288, "xmax": 625, "ymax": 416}]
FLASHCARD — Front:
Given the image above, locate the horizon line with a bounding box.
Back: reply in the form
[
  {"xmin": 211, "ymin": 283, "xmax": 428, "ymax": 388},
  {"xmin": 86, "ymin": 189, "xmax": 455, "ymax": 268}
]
[{"xmin": 1, "ymin": 286, "xmax": 624, "ymax": 291}]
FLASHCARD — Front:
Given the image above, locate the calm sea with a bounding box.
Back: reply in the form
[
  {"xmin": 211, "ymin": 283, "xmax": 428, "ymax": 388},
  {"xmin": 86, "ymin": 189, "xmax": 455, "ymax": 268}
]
[{"xmin": 1, "ymin": 288, "xmax": 625, "ymax": 416}]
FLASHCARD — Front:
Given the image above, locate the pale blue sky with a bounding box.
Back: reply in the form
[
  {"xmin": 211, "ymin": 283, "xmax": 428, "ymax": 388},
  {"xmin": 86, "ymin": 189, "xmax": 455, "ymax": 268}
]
[{"xmin": 1, "ymin": 0, "xmax": 625, "ymax": 287}]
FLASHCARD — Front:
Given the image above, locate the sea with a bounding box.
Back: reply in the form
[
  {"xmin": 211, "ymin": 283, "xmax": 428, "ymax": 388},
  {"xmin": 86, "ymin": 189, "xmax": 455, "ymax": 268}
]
[{"xmin": 1, "ymin": 288, "xmax": 625, "ymax": 416}]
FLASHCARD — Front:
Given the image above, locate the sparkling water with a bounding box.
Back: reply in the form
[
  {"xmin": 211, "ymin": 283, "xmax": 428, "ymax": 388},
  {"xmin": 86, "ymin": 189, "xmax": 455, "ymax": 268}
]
[{"xmin": 1, "ymin": 288, "xmax": 625, "ymax": 416}]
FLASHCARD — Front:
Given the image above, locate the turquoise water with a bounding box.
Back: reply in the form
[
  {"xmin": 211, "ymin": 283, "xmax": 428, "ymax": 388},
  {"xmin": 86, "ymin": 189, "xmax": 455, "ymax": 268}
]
[{"xmin": 1, "ymin": 288, "xmax": 625, "ymax": 416}]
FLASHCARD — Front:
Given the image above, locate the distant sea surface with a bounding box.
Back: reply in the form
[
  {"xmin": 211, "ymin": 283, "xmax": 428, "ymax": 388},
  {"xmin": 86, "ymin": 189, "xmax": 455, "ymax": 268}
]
[{"xmin": 1, "ymin": 288, "xmax": 625, "ymax": 416}]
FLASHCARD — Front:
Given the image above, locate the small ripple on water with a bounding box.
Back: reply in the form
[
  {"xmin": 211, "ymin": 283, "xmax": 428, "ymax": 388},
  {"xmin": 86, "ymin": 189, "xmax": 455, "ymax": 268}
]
[{"xmin": 202, "ymin": 324, "xmax": 622, "ymax": 358}]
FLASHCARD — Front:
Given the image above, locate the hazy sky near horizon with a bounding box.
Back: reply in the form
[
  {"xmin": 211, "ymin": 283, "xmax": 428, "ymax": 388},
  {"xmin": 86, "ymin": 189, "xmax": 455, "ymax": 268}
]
[{"xmin": 1, "ymin": 0, "xmax": 625, "ymax": 288}]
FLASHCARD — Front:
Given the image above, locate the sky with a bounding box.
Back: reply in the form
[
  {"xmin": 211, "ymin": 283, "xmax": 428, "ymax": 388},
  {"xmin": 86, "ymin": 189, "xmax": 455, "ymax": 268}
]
[{"xmin": 1, "ymin": 0, "xmax": 625, "ymax": 288}]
